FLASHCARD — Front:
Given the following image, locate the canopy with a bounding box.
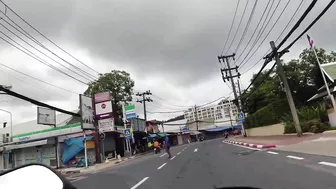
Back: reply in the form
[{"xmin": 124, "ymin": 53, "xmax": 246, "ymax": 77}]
[{"xmin": 205, "ymin": 126, "xmax": 231, "ymax": 132}]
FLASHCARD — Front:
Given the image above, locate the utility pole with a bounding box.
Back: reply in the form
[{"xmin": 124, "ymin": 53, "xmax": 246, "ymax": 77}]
[
  {"xmin": 270, "ymin": 41, "xmax": 302, "ymax": 136},
  {"xmin": 136, "ymin": 90, "xmax": 153, "ymax": 122},
  {"xmin": 218, "ymin": 54, "xmax": 246, "ymax": 137},
  {"xmin": 237, "ymin": 80, "xmax": 243, "ymax": 111},
  {"xmin": 194, "ymin": 105, "xmax": 199, "ymax": 131}
]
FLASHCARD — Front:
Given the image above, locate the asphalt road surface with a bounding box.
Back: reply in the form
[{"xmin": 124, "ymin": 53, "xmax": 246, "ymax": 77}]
[{"xmin": 70, "ymin": 138, "xmax": 336, "ymax": 189}]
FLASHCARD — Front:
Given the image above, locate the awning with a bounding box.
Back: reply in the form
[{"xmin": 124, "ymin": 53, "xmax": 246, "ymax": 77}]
[
  {"xmin": 205, "ymin": 126, "xmax": 231, "ymax": 132},
  {"xmin": 4, "ymin": 139, "xmax": 52, "ymax": 151},
  {"xmin": 148, "ymin": 134, "xmax": 157, "ymax": 138}
]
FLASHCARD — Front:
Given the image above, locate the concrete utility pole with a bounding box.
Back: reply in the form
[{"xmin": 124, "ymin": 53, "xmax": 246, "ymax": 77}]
[
  {"xmin": 270, "ymin": 41, "xmax": 302, "ymax": 136},
  {"xmin": 136, "ymin": 90, "xmax": 153, "ymax": 122},
  {"xmin": 218, "ymin": 54, "xmax": 246, "ymax": 137},
  {"xmin": 194, "ymin": 105, "xmax": 199, "ymax": 131}
]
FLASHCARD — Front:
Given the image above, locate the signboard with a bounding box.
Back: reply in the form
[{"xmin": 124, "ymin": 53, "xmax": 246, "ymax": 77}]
[
  {"xmin": 98, "ymin": 118, "xmax": 115, "ymax": 132},
  {"xmin": 37, "ymin": 107, "xmax": 56, "ymax": 125},
  {"xmin": 124, "ymin": 129, "xmax": 131, "ymax": 137},
  {"xmin": 80, "ymin": 94, "xmax": 95, "ymax": 130},
  {"xmin": 125, "ymin": 104, "xmax": 136, "ymax": 120},
  {"xmin": 237, "ymin": 112, "xmax": 244, "ymax": 120},
  {"xmin": 95, "ymin": 101, "xmax": 113, "ymax": 117},
  {"xmin": 94, "ymin": 92, "xmax": 111, "ymax": 103}
]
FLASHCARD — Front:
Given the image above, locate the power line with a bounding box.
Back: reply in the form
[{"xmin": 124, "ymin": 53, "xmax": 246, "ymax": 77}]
[
  {"xmin": 240, "ymin": 0, "xmax": 306, "ymax": 75},
  {"xmin": 220, "ymin": 0, "xmax": 241, "ymax": 55},
  {"xmin": 224, "ymin": 0, "xmax": 249, "ymax": 55},
  {"xmin": 238, "ymin": 0, "xmax": 291, "ymax": 68},
  {"xmin": 0, "ymin": 0, "xmax": 100, "ymax": 76},
  {"xmin": 0, "ymin": 23, "xmax": 94, "ymax": 82},
  {"xmin": 0, "ymin": 31, "xmax": 88, "ymax": 85},
  {"xmin": 0, "ymin": 62, "xmax": 79, "ymax": 95},
  {"xmin": 235, "ymin": 0, "xmax": 272, "ymax": 61},
  {"xmin": 234, "ymin": 0, "xmax": 259, "ymax": 53},
  {"xmin": 279, "ymin": 0, "xmax": 335, "ymax": 53}
]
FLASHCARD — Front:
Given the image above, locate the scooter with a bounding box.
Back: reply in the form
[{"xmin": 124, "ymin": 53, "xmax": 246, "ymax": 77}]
[{"xmin": 154, "ymin": 146, "xmax": 161, "ymax": 154}]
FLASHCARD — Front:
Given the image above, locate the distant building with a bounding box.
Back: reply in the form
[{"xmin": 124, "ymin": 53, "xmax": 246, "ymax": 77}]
[{"xmin": 183, "ymin": 100, "xmax": 238, "ymax": 123}]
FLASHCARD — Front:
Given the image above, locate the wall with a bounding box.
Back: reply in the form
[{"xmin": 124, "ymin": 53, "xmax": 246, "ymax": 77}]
[{"xmin": 245, "ymin": 123, "xmax": 285, "ymax": 136}]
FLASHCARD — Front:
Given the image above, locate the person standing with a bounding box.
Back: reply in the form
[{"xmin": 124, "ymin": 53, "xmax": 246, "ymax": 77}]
[{"xmin": 164, "ymin": 135, "xmax": 172, "ymax": 159}]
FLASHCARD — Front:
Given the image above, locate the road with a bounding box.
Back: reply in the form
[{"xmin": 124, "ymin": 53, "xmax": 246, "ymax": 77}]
[{"xmin": 69, "ymin": 138, "xmax": 336, "ymax": 189}]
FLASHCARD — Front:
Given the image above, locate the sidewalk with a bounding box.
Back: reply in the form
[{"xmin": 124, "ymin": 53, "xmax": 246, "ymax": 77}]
[
  {"xmin": 57, "ymin": 156, "xmax": 135, "ymax": 175},
  {"xmin": 228, "ymin": 132, "xmax": 336, "ymax": 157}
]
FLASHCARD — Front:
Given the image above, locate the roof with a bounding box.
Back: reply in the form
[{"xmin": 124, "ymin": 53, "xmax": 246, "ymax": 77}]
[{"xmin": 321, "ymin": 62, "xmax": 336, "ymax": 81}]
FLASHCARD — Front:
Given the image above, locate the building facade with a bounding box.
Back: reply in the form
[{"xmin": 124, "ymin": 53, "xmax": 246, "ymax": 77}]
[{"xmin": 183, "ymin": 100, "xmax": 238, "ymax": 123}]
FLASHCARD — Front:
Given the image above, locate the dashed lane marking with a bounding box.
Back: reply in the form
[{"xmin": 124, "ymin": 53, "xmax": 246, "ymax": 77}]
[
  {"xmin": 130, "ymin": 177, "xmax": 149, "ymax": 189},
  {"xmin": 267, "ymin": 151, "xmax": 279, "ymax": 155},
  {"xmin": 287, "ymin": 155, "xmax": 304, "ymax": 160},
  {"xmin": 157, "ymin": 163, "xmax": 167, "ymax": 170}
]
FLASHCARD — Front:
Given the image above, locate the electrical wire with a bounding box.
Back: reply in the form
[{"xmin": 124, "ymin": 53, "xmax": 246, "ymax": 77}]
[
  {"xmin": 234, "ymin": 0, "xmax": 259, "ymax": 53},
  {"xmin": 220, "ymin": 0, "xmax": 241, "ymax": 55},
  {"xmin": 235, "ymin": 0, "xmax": 272, "ymax": 61},
  {"xmin": 0, "ymin": 0, "xmax": 100, "ymax": 75},
  {"xmin": 0, "ymin": 24, "xmax": 94, "ymax": 82},
  {"xmin": 239, "ymin": 0, "xmax": 290, "ymax": 68},
  {"xmin": 225, "ymin": 0, "xmax": 249, "ymax": 55},
  {"xmin": 0, "ymin": 33, "xmax": 88, "ymax": 85},
  {"xmin": 0, "ymin": 63, "xmax": 79, "ymax": 95},
  {"xmin": 279, "ymin": 0, "xmax": 335, "ymax": 53},
  {"xmin": 240, "ymin": 0, "xmax": 306, "ymax": 75}
]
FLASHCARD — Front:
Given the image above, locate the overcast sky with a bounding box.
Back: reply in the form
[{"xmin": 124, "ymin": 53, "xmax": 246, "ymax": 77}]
[{"xmin": 0, "ymin": 0, "xmax": 334, "ymax": 126}]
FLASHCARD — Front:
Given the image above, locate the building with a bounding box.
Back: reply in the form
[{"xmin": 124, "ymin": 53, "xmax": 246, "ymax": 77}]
[{"xmin": 183, "ymin": 100, "xmax": 238, "ymax": 123}]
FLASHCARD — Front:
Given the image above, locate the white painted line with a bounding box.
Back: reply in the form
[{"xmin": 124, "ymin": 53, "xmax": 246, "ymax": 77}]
[
  {"xmin": 157, "ymin": 163, "xmax": 167, "ymax": 170},
  {"xmin": 70, "ymin": 176, "xmax": 88, "ymax": 183},
  {"xmin": 318, "ymin": 161, "xmax": 336, "ymax": 167},
  {"xmin": 194, "ymin": 148, "xmax": 198, "ymax": 152},
  {"xmin": 170, "ymin": 156, "xmax": 176, "ymax": 160},
  {"xmin": 177, "ymin": 152, "xmax": 181, "ymax": 155},
  {"xmin": 160, "ymin": 153, "xmax": 167, "ymax": 157},
  {"xmin": 182, "ymin": 147, "xmax": 187, "ymax": 151},
  {"xmin": 230, "ymin": 143, "xmax": 262, "ymax": 151},
  {"xmin": 130, "ymin": 177, "xmax": 149, "ymax": 189},
  {"xmin": 287, "ymin": 155, "xmax": 304, "ymax": 160},
  {"xmin": 267, "ymin": 151, "xmax": 279, "ymax": 155}
]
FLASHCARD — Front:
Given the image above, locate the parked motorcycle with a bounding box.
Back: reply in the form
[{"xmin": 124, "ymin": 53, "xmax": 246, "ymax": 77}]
[{"xmin": 154, "ymin": 146, "xmax": 161, "ymax": 154}]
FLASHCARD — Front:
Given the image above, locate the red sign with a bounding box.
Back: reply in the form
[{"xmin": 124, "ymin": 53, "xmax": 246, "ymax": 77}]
[{"xmin": 101, "ymin": 103, "xmax": 106, "ymax": 109}]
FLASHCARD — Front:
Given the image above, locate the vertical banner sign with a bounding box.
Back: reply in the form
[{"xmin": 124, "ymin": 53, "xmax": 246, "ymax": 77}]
[
  {"xmin": 125, "ymin": 104, "xmax": 136, "ymax": 120},
  {"xmin": 37, "ymin": 107, "xmax": 56, "ymax": 125},
  {"xmin": 80, "ymin": 94, "xmax": 95, "ymax": 130}
]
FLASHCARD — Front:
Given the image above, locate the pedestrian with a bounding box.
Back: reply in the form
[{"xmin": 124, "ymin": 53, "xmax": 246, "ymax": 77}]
[{"xmin": 164, "ymin": 135, "xmax": 172, "ymax": 159}]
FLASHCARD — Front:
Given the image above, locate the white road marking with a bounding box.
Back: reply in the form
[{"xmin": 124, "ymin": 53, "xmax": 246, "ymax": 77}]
[
  {"xmin": 194, "ymin": 148, "xmax": 198, "ymax": 152},
  {"xmin": 182, "ymin": 147, "xmax": 187, "ymax": 151},
  {"xmin": 177, "ymin": 152, "xmax": 181, "ymax": 155},
  {"xmin": 318, "ymin": 161, "xmax": 336, "ymax": 167},
  {"xmin": 287, "ymin": 155, "xmax": 304, "ymax": 160},
  {"xmin": 170, "ymin": 156, "xmax": 176, "ymax": 160},
  {"xmin": 130, "ymin": 177, "xmax": 149, "ymax": 189},
  {"xmin": 267, "ymin": 151, "xmax": 279, "ymax": 155},
  {"xmin": 157, "ymin": 163, "xmax": 167, "ymax": 170},
  {"xmin": 160, "ymin": 153, "xmax": 167, "ymax": 157},
  {"xmin": 70, "ymin": 176, "xmax": 88, "ymax": 183}
]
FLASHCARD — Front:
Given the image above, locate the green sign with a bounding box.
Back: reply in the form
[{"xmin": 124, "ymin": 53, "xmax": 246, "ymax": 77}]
[{"xmin": 125, "ymin": 104, "xmax": 135, "ymax": 111}]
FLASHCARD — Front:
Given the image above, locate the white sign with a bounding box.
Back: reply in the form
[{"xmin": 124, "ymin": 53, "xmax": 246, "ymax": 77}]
[
  {"xmin": 37, "ymin": 107, "xmax": 56, "ymax": 125},
  {"xmin": 98, "ymin": 118, "xmax": 115, "ymax": 132},
  {"xmin": 95, "ymin": 101, "xmax": 113, "ymax": 116},
  {"xmin": 80, "ymin": 94, "xmax": 95, "ymax": 130}
]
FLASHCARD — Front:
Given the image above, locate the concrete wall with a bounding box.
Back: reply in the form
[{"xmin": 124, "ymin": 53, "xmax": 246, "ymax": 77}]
[{"xmin": 245, "ymin": 123, "xmax": 284, "ymax": 136}]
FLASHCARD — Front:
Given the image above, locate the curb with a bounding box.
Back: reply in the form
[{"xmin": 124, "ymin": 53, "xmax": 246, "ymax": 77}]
[{"xmin": 224, "ymin": 140, "xmax": 276, "ymax": 149}]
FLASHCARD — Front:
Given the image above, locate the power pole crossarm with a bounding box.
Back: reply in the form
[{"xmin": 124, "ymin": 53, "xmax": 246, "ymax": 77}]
[
  {"xmin": 270, "ymin": 41, "xmax": 302, "ymax": 137},
  {"xmin": 136, "ymin": 90, "xmax": 153, "ymax": 123}
]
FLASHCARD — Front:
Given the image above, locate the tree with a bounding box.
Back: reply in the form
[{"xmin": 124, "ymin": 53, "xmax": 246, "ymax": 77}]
[{"xmin": 84, "ymin": 70, "xmax": 135, "ymax": 125}]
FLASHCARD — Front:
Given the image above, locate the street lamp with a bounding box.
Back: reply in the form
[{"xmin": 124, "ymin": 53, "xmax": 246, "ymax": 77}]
[{"xmin": 0, "ymin": 108, "xmax": 12, "ymax": 142}]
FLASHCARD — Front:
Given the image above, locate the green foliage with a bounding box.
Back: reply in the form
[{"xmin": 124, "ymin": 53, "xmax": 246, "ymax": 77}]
[
  {"xmin": 283, "ymin": 104, "xmax": 330, "ymax": 134},
  {"xmin": 243, "ymin": 47, "xmax": 336, "ymax": 130},
  {"xmin": 84, "ymin": 70, "xmax": 135, "ymax": 103},
  {"xmin": 245, "ymin": 99, "xmax": 289, "ymax": 129},
  {"xmin": 83, "ymin": 70, "xmax": 135, "ymax": 125}
]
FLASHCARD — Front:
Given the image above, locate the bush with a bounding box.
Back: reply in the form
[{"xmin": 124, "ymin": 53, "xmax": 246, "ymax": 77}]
[
  {"xmin": 284, "ymin": 119, "xmax": 330, "ymax": 134},
  {"xmin": 245, "ymin": 99, "xmax": 289, "ymax": 129}
]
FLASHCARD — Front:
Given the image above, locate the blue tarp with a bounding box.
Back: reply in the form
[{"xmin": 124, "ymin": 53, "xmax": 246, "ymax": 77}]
[
  {"xmin": 205, "ymin": 125, "xmax": 242, "ymax": 132},
  {"xmin": 148, "ymin": 134, "xmax": 157, "ymax": 138},
  {"xmin": 62, "ymin": 136, "xmax": 93, "ymax": 164}
]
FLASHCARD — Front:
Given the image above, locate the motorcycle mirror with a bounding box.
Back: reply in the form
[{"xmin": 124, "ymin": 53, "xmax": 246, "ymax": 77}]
[{"xmin": 0, "ymin": 164, "xmax": 76, "ymax": 189}]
